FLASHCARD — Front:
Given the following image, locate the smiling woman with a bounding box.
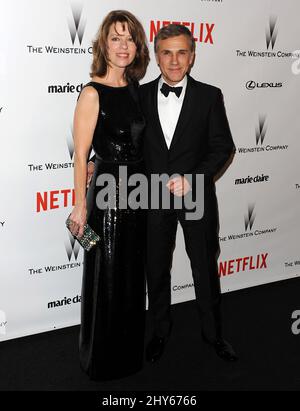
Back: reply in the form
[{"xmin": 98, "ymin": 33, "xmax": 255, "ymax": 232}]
[
  {"xmin": 67, "ymin": 10, "xmax": 149, "ymax": 381},
  {"xmin": 90, "ymin": 10, "xmax": 149, "ymax": 83}
]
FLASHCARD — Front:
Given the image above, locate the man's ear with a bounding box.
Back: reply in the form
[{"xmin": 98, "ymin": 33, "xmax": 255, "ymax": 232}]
[
  {"xmin": 189, "ymin": 52, "xmax": 195, "ymax": 65},
  {"xmin": 190, "ymin": 52, "xmax": 195, "ymax": 67}
]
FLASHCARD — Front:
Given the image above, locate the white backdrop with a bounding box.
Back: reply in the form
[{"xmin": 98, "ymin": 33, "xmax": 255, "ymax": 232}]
[{"xmin": 0, "ymin": 0, "xmax": 299, "ymax": 341}]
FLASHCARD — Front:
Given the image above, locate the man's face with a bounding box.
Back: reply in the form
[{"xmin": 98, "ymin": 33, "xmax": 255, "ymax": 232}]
[{"xmin": 155, "ymin": 34, "xmax": 194, "ymax": 85}]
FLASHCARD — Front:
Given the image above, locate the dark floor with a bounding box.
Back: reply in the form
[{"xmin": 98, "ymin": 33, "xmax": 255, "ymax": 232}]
[{"xmin": 1, "ymin": 277, "xmax": 300, "ymax": 392}]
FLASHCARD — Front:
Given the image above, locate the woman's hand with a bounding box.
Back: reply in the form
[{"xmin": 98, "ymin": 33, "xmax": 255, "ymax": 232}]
[{"xmin": 68, "ymin": 205, "xmax": 87, "ymax": 238}]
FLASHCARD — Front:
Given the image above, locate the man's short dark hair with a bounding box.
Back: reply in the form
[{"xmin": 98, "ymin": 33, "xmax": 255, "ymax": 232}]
[{"xmin": 154, "ymin": 24, "xmax": 195, "ymax": 53}]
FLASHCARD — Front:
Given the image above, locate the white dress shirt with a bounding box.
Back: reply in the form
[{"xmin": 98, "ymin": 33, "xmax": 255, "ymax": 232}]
[{"xmin": 157, "ymin": 75, "xmax": 187, "ymax": 149}]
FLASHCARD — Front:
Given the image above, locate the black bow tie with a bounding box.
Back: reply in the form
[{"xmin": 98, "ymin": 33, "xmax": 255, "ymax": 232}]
[{"xmin": 160, "ymin": 82, "xmax": 183, "ymax": 98}]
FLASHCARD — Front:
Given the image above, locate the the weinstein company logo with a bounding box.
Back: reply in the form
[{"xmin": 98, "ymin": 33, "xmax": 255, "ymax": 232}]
[
  {"xmin": 67, "ymin": 132, "xmax": 75, "ymax": 160},
  {"xmin": 236, "ymin": 16, "xmax": 300, "ymax": 59},
  {"xmin": 65, "ymin": 230, "xmax": 81, "ymax": 261},
  {"xmin": 68, "ymin": 3, "xmax": 86, "ymax": 46},
  {"xmin": 219, "ymin": 204, "xmax": 277, "ymax": 242},
  {"xmin": 27, "ymin": 3, "xmax": 91, "ymax": 55},
  {"xmin": 256, "ymin": 115, "xmax": 266, "ymax": 145},
  {"xmin": 245, "ymin": 204, "xmax": 255, "ymax": 231},
  {"xmin": 27, "ymin": 134, "xmax": 74, "ymax": 173},
  {"xmin": 28, "ymin": 231, "xmax": 84, "ymax": 276},
  {"xmin": 245, "ymin": 80, "xmax": 282, "ymax": 90},
  {"xmin": 266, "ymin": 16, "xmax": 278, "ymax": 50},
  {"xmin": 238, "ymin": 115, "xmax": 288, "ymax": 154}
]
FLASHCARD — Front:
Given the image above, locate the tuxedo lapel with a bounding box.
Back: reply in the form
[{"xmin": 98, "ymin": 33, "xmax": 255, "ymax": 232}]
[
  {"xmin": 150, "ymin": 76, "xmax": 169, "ymax": 153},
  {"xmin": 169, "ymin": 75, "xmax": 196, "ymax": 151}
]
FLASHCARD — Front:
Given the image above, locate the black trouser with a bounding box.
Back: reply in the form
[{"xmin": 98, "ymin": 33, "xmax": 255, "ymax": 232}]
[{"xmin": 146, "ymin": 209, "xmax": 222, "ymax": 342}]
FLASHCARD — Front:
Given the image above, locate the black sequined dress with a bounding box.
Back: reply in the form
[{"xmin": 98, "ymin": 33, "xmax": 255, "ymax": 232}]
[{"xmin": 79, "ymin": 81, "xmax": 146, "ymax": 380}]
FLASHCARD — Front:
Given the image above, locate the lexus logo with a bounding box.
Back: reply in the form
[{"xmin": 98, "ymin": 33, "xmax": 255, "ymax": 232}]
[
  {"xmin": 68, "ymin": 3, "xmax": 86, "ymax": 45},
  {"xmin": 266, "ymin": 16, "xmax": 278, "ymax": 50},
  {"xmin": 246, "ymin": 81, "xmax": 256, "ymax": 90},
  {"xmin": 246, "ymin": 81, "xmax": 283, "ymax": 90}
]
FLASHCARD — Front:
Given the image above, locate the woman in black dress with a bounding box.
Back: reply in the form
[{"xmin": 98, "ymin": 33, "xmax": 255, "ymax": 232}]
[{"xmin": 68, "ymin": 10, "xmax": 149, "ymax": 380}]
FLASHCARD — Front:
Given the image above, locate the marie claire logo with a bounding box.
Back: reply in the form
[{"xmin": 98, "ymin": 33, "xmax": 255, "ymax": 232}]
[
  {"xmin": 150, "ymin": 20, "xmax": 215, "ymax": 44},
  {"xmin": 236, "ymin": 16, "xmax": 300, "ymax": 59},
  {"xmin": 48, "ymin": 294, "xmax": 81, "ymax": 309},
  {"xmin": 26, "ymin": 3, "xmax": 91, "ymax": 55},
  {"xmin": 219, "ymin": 204, "xmax": 277, "ymax": 242},
  {"xmin": 48, "ymin": 82, "xmax": 83, "ymax": 94},
  {"xmin": 238, "ymin": 115, "xmax": 288, "ymax": 154},
  {"xmin": 246, "ymin": 80, "xmax": 282, "ymax": 90},
  {"xmin": 219, "ymin": 253, "xmax": 268, "ymax": 277},
  {"xmin": 235, "ymin": 173, "xmax": 269, "ymax": 185},
  {"xmin": 0, "ymin": 221, "xmax": 5, "ymax": 228}
]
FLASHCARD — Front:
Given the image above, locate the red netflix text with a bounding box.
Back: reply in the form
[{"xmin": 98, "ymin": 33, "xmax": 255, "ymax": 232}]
[
  {"xmin": 219, "ymin": 253, "xmax": 268, "ymax": 277},
  {"xmin": 149, "ymin": 20, "xmax": 215, "ymax": 44},
  {"xmin": 36, "ymin": 189, "xmax": 75, "ymax": 212}
]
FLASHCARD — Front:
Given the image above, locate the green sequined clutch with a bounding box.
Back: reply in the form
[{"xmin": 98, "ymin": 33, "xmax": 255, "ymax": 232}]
[{"xmin": 66, "ymin": 215, "xmax": 100, "ymax": 251}]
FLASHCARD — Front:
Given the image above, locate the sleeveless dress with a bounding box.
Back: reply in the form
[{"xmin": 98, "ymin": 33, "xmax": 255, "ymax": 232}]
[{"xmin": 78, "ymin": 81, "xmax": 146, "ymax": 380}]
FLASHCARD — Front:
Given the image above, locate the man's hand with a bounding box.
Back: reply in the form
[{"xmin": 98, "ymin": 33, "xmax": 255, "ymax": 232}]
[
  {"xmin": 166, "ymin": 176, "xmax": 191, "ymax": 197},
  {"xmin": 87, "ymin": 161, "xmax": 95, "ymax": 187}
]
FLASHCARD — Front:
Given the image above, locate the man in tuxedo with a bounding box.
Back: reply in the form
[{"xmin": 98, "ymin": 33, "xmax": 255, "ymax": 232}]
[{"xmin": 141, "ymin": 24, "xmax": 237, "ymax": 363}]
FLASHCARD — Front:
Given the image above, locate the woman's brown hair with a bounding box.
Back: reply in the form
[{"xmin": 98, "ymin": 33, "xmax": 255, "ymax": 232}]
[{"xmin": 90, "ymin": 10, "xmax": 149, "ymax": 82}]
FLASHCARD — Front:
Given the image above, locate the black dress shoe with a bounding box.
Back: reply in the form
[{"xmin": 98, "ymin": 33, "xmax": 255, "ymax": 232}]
[
  {"xmin": 145, "ymin": 335, "xmax": 166, "ymax": 363},
  {"xmin": 213, "ymin": 339, "xmax": 238, "ymax": 362}
]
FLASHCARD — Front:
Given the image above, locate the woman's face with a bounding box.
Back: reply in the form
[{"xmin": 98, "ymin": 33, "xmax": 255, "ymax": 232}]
[{"xmin": 106, "ymin": 22, "xmax": 137, "ymax": 70}]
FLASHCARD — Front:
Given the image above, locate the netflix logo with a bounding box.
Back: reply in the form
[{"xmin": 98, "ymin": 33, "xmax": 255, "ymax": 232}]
[
  {"xmin": 219, "ymin": 253, "xmax": 268, "ymax": 277},
  {"xmin": 36, "ymin": 188, "xmax": 75, "ymax": 212},
  {"xmin": 149, "ymin": 20, "xmax": 215, "ymax": 44}
]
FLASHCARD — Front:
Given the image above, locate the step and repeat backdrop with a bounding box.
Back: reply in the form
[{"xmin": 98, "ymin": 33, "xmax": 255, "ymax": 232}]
[{"xmin": 0, "ymin": 0, "xmax": 299, "ymax": 340}]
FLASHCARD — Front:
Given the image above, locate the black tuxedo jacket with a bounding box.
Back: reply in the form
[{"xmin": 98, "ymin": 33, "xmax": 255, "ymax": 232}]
[
  {"xmin": 139, "ymin": 74, "xmax": 235, "ymax": 186},
  {"xmin": 139, "ymin": 74, "xmax": 235, "ymax": 221}
]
